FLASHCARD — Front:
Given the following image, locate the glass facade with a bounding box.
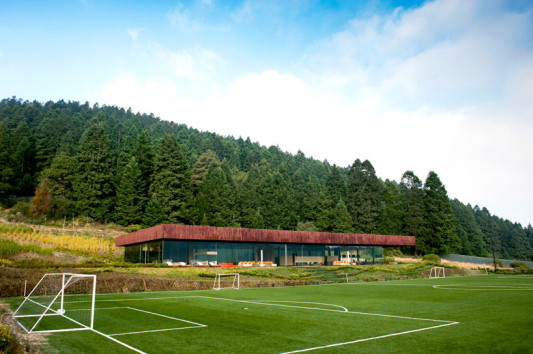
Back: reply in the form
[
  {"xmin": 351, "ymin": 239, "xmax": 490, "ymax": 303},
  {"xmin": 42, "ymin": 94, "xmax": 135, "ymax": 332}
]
[{"xmin": 124, "ymin": 240, "xmax": 383, "ymax": 266}]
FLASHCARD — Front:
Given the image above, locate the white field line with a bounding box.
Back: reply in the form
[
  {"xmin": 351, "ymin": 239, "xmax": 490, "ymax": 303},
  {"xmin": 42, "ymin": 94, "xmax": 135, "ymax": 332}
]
[
  {"xmin": 90, "ymin": 328, "xmax": 146, "ymax": 354},
  {"xmin": 125, "ymin": 306, "xmax": 207, "ymax": 327},
  {"xmin": 74, "ymin": 294, "xmax": 455, "ymax": 324},
  {"xmin": 192, "ymin": 296, "xmax": 456, "ymax": 324},
  {"xmin": 247, "ymin": 300, "xmax": 348, "ymax": 312},
  {"xmin": 280, "ymin": 321, "xmax": 460, "ymax": 353},
  {"xmin": 93, "ymin": 306, "xmax": 207, "ymax": 337},
  {"xmin": 433, "ymin": 285, "xmax": 533, "ymax": 291},
  {"xmin": 109, "ymin": 325, "xmax": 206, "ymax": 336}
]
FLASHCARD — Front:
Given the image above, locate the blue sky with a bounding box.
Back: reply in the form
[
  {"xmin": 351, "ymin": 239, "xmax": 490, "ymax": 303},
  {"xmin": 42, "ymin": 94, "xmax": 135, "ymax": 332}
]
[{"xmin": 1, "ymin": 0, "xmax": 532, "ymax": 226}]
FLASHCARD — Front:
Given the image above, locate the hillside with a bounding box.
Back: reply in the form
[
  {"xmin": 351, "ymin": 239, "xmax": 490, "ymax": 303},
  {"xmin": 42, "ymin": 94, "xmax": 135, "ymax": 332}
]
[{"xmin": 1, "ymin": 97, "xmax": 532, "ymax": 260}]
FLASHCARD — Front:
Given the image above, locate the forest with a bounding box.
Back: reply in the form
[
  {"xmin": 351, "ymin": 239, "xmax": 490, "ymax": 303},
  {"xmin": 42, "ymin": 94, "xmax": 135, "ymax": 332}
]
[{"xmin": 0, "ymin": 97, "xmax": 532, "ymax": 260}]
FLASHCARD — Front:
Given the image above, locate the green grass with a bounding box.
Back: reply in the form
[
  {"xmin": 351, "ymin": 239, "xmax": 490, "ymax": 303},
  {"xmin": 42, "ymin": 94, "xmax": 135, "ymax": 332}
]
[
  {"xmin": 0, "ymin": 238, "xmax": 53, "ymax": 257},
  {"xmin": 4, "ymin": 274, "xmax": 533, "ymax": 353}
]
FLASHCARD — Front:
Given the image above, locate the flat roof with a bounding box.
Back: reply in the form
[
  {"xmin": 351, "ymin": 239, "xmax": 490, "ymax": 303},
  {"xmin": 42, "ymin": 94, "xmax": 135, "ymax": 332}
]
[{"xmin": 115, "ymin": 224, "xmax": 416, "ymax": 247}]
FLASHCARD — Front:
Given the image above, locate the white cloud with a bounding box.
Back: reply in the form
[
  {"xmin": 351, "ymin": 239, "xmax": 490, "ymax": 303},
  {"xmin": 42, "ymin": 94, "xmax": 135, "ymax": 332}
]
[
  {"xmin": 127, "ymin": 28, "xmax": 145, "ymax": 41},
  {"xmin": 99, "ymin": 0, "xmax": 533, "ymax": 226}
]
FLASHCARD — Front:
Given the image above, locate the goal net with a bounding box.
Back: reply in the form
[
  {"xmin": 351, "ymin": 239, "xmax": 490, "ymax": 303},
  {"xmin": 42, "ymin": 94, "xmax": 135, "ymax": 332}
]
[
  {"xmin": 429, "ymin": 267, "xmax": 445, "ymax": 279},
  {"xmin": 213, "ymin": 273, "xmax": 240, "ymax": 290},
  {"xmin": 13, "ymin": 273, "xmax": 96, "ymax": 333}
]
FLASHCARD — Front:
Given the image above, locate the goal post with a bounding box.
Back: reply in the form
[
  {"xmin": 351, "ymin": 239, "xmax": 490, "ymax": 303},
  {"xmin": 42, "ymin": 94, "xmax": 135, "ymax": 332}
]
[
  {"xmin": 213, "ymin": 273, "xmax": 240, "ymax": 290},
  {"xmin": 429, "ymin": 267, "xmax": 445, "ymax": 279},
  {"xmin": 13, "ymin": 273, "xmax": 96, "ymax": 333}
]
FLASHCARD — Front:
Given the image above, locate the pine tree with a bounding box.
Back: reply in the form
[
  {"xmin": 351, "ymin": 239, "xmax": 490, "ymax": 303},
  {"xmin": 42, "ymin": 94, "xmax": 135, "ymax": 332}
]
[
  {"xmin": 12, "ymin": 120, "xmax": 36, "ymax": 195},
  {"xmin": 324, "ymin": 165, "xmax": 346, "ymax": 207},
  {"xmin": 379, "ymin": 180, "xmax": 404, "ymax": 235},
  {"xmin": 346, "ymin": 159, "xmax": 383, "ymax": 233},
  {"xmin": 451, "ymin": 200, "xmax": 487, "ymax": 256},
  {"xmin": 142, "ymin": 197, "xmax": 165, "ymax": 227},
  {"xmin": 134, "ymin": 131, "xmax": 154, "ymax": 212},
  {"xmin": 74, "ymin": 122, "xmax": 114, "ymax": 222},
  {"xmin": 196, "ymin": 164, "xmax": 236, "ymax": 226},
  {"xmin": 191, "ymin": 150, "xmax": 219, "ymax": 192},
  {"xmin": 399, "ymin": 171, "xmax": 425, "ymax": 237},
  {"xmin": 149, "ymin": 134, "xmax": 192, "ymax": 224},
  {"xmin": 115, "ymin": 157, "xmax": 143, "ymax": 225},
  {"xmin": 330, "ymin": 199, "xmax": 354, "ymax": 233},
  {"xmin": 0, "ymin": 123, "xmax": 14, "ymax": 196},
  {"xmin": 43, "ymin": 152, "xmax": 76, "ymax": 198},
  {"xmin": 420, "ymin": 171, "xmax": 460, "ymax": 255}
]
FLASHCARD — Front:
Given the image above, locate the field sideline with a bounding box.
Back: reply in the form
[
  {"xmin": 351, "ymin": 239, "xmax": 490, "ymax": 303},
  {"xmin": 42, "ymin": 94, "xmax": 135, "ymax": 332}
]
[{"xmin": 4, "ymin": 274, "xmax": 533, "ymax": 353}]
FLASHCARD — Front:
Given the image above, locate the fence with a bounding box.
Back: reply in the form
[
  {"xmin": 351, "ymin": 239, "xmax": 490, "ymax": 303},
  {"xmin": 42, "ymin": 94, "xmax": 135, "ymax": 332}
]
[{"xmin": 441, "ymin": 254, "xmax": 533, "ymax": 268}]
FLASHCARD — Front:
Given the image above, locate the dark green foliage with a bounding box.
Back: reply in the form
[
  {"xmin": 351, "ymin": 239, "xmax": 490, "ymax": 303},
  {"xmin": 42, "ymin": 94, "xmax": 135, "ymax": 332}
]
[
  {"xmin": 451, "ymin": 200, "xmax": 487, "ymax": 256},
  {"xmin": 74, "ymin": 122, "xmax": 115, "ymax": 222},
  {"xmin": 422, "ymin": 254, "xmax": 441, "ymax": 263},
  {"xmin": 399, "ymin": 171, "xmax": 425, "ymax": 238},
  {"xmin": 142, "ymin": 197, "xmax": 165, "ymax": 227},
  {"xmin": 195, "ymin": 163, "xmax": 237, "ymax": 227},
  {"xmin": 1, "ymin": 97, "xmax": 531, "ymax": 261},
  {"xmin": 346, "ymin": 159, "xmax": 383, "ymax": 233},
  {"xmin": 378, "ymin": 180, "xmax": 404, "ymax": 235},
  {"xmin": 115, "ymin": 157, "xmax": 144, "ymax": 225},
  {"xmin": 0, "ymin": 123, "xmax": 14, "ymax": 196},
  {"xmin": 149, "ymin": 134, "xmax": 192, "ymax": 224},
  {"xmin": 420, "ymin": 172, "xmax": 460, "ymax": 255}
]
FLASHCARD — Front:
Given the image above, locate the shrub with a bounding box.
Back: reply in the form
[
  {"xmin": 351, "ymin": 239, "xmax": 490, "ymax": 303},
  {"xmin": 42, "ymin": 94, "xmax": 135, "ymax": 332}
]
[
  {"xmin": 510, "ymin": 261, "xmax": 531, "ymax": 270},
  {"xmin": 384, "ymin": 247, "xmax": 403, "ymax": 258},
  {"xmin": 198, "ymin": 272, "xmax": 215, "ymax": 278},
  {"xmin": 126, "ymin": 224, "xmax": 142, "ymax": 233},
  {"xmin": 0, "ymin": 314, "xmax": 23, "ymax": 353},
  {"xmin": 422, "ymin": 254, "xmax": 441, "ymax": 263}
]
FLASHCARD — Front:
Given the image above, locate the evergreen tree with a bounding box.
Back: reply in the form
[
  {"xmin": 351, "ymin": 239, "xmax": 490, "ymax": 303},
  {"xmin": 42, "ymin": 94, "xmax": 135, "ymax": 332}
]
[
  {"xmin": 43, "ymin": 152, "xmax": 76, "ymax": 198},
  {"xmin": 196, "ymin": 164, "xmax": 236, "ymax": 226},
  {"xmin": 134, "ymin": 130, "xmax": 154, "ymax": 211},
  {"xmin": 0, "ymin": 123, "xmax": 14, "ymax": 196},
  {"xmin": 451, "ymin": 200, "xmax": 486, "ymax": 256},
  {"xmin": 74, "ymin": 122, "xmax": 114, "ymax": 222},
  {"xmin": 12, "ymin": 120, "xmax": 36, "ymax": 195},
  {"xmin": 142, "ymin": 197, "xmax": 165, "ymax": 227},
  {"xmin": 324, "ymin": 165, "xmax": 346, "ymax": 207},
  {"xmin": 329, "ymin": 199, "xmax": 354, "ymax": 233},
  {"xmin": 346, "ymin": 159, "xmax": 383, "ymax": 233},
  {"xmin": 399, "ymin": 171, "xmax": 425, "ymax": 237},
  {"xmin": 149, "ymin": 134, "xmax": 192, "ymax": 224},
  {"xmin": 420, "ymin": 171, "xmax": 460, "ymax": 255},
  {"xmin": 379, "ymin": 180, "xmax": 404, "ymax": 235},
  {"xmin": 191, "ymin": 149, "xmax": 219, "ymax": 192},
  {"xmin": 115, "ymin": 157, "xmax": 143, "ymax": 225}
]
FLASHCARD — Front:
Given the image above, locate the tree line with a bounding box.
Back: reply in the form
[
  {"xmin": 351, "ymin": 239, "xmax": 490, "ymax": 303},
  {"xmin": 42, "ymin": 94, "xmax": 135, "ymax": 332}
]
[{"xmin": 1, "ymin": 97, "xmax": 532, "ymax": 260}]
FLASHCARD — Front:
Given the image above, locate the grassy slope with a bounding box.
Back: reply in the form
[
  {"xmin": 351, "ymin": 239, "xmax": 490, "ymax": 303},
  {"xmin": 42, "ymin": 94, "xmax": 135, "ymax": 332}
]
[{"xmin": 5, "ymin": 275, "xmax": 532, "ymax": 353}]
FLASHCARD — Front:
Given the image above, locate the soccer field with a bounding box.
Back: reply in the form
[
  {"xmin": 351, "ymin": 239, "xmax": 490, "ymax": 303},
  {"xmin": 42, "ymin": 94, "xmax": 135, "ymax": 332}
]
[{"xmin": 7, "ymin": 274, "xmax": 533, "ymax": 353}]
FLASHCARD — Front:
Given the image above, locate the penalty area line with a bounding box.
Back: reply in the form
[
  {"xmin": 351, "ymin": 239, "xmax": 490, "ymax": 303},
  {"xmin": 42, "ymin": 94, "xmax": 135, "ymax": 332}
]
[{"xmin": 280, "ymin": 321, "xmax": 460, "ymax": 353}]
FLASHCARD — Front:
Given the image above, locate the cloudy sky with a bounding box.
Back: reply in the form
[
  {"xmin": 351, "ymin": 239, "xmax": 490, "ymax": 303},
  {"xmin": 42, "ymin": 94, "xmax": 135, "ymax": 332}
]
[{"xmin": 1, "ymin": 0, "xmax": 532, "ymax": 226}]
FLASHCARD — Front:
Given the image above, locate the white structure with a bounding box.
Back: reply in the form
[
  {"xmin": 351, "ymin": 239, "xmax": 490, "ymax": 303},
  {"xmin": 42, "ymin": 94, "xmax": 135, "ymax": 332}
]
[
  {"xmin": 13, "ymin": 273, "xmax": 96, "ymax": 333},
  {"xmin": 213, "ymin": 273, "xmax": 240, "ymax": 290},
  {"xmin": 429, "ymin": 267, "xmax": 446, "ymax": 279}
]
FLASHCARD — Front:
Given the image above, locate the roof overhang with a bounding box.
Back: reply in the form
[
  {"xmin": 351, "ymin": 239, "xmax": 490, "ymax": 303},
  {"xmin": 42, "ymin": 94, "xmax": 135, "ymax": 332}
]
[{"xmin": 115, "ymin": 224, "xmax": 416, "ymax": 247}]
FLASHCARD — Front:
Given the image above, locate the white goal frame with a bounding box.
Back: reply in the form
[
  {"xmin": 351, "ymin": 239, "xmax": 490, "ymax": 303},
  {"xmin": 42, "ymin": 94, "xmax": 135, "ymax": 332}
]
[
  {"xmin": 213, "ymin": 273, "xmax": 240, "ymax": 290},
  {"xmin": 13, "ymin": 273, "xmax": 97, "ymax": 333},
  {"xmin": 429, "ymin": 267, "xmax": 445, "ymax": 279}
]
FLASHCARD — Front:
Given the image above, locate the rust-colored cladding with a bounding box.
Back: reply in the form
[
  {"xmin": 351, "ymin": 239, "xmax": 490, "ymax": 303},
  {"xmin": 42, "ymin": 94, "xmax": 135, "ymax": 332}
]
[{"xmin": 115, "ymin": 224, "xmax": 415, "ymax": 247}]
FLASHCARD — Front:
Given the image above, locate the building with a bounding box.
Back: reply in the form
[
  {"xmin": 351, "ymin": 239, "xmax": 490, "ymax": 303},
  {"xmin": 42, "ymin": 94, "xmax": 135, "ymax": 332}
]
[{"xmin": 116, "ymin": 224, "xmax": 415, "ymax": 266}]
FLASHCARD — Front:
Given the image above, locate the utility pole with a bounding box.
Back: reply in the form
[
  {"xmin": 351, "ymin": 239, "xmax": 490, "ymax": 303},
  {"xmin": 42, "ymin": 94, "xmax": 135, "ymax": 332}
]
[{"xmin": 491, "ymin": 236, "xmax": 497, "ymax": 273}]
